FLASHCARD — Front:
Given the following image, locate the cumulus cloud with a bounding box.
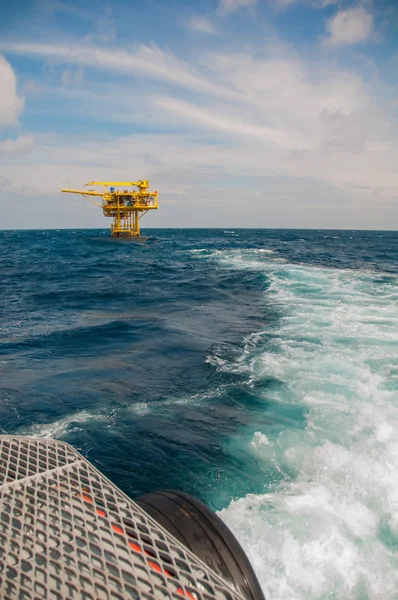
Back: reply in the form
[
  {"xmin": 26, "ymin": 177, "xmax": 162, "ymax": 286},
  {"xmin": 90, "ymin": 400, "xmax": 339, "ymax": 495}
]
[
  {"xmin": 187, "ymin": 16, "xmax": 217, "ymax": 34},
  {"xmin": 0, "ymin": 55, "xmax": 25, "ymax": 126},
  {"xmin": 323, "ymin": 8, "xmax": 374, "ymax": 47}
]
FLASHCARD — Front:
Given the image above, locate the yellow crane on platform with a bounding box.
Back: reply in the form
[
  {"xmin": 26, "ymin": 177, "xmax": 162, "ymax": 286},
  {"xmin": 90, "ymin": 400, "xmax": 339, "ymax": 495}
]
[{"xmin": 62, "ymin": 180, "xmax": 159, "ymax": 237}]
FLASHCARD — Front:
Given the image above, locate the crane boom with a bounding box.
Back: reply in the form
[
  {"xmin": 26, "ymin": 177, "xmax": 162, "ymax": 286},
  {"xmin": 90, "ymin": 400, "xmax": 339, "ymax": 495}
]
[
  {"xmin": 62, "ymin": 188, "xmax": 104, "ymax": 197},
  {"xmin": 85, "ymin": 180, "xmax": 150, "ymax": 190}
]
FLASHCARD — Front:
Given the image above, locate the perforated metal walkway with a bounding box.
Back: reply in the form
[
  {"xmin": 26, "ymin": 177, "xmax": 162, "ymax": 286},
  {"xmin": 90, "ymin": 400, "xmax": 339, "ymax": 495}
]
[{"xmin": 0, "ymin": 436, "xmax": 245, "ymax": 600}]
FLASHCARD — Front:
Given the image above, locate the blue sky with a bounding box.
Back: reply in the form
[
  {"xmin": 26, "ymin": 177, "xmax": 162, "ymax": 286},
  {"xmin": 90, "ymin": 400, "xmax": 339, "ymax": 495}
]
[{"xmin": 0, "ymin": 0, "xmax": 397, "ymax": 229}]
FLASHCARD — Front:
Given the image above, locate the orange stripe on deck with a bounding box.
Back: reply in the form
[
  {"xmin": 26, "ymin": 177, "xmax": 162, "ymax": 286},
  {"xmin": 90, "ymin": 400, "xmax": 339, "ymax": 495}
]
[
  {"xmin": 147, "ymin": 561, "xmax": 162, "ymax": 574},
  {"xmin": 129, "ymin": 542, "xmax": 142, "ymax": 553},
  {"xmin": 79, "ymin": 487, "xmax": 195, "ymax": 598},
  {"xmin": 112, "ymin": 524, "xmax": 124, "ymax": 535},
  {"xmin": 81, "ymin": 494, "xmax": 93, "ymax": 503}
]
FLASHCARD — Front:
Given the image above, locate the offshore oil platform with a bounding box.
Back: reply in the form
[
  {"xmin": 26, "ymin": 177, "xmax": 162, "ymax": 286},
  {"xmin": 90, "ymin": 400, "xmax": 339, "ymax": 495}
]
[{"xmin": 62, "ymin": 180, "xmax": 158, "ymax": 237}]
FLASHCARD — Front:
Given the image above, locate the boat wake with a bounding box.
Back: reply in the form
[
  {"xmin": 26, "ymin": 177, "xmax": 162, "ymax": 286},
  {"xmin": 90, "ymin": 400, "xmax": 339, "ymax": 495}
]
[{"xmin": 207, "ymin": 249, "xmax": 398, "ymax": 599}]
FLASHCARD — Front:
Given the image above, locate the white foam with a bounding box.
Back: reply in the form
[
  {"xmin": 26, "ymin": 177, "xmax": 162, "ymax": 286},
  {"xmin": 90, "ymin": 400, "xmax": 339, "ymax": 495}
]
[
  {"xmin": 251, "ymin": 432, "xmax": 270, "ymax": 448},
  {"xmin": 25, "ymin": 410, "xmax": 110, "ymax": 439},
  {"xmin": 211, "ymin": 249, "xmax": 398, "ymax": 599},
  {"xmin": 128, "ymin": 385, "xmax": 228, "ymax": 416},
  {"xmin": 129, "ymin": 402, "xmax": 150, "ymax": 415}
]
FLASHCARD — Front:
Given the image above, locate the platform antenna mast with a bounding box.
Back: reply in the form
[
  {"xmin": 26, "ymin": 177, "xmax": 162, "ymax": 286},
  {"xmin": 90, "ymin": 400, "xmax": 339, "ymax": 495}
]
[{"xmin": 62, "ymin": 180, "xmax": 159, "ymax": 237}]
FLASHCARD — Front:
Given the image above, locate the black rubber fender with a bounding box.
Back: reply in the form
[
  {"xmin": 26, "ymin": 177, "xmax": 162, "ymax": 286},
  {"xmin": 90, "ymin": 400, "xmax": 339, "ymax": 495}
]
[{"xmin": 136, "ymin": 490, "xmax": 265, "ymax": 600}]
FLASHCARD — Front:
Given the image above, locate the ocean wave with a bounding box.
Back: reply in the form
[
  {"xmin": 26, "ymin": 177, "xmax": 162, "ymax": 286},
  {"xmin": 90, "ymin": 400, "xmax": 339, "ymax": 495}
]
[
  {"xmin": 212, "ymin": 249, "xmax": 398, "ymax": 599},
  {"xmin": 24, "ymin": 410, "xmax": 111, "ymax": 439},
  {"xmin": 2, "ymin": 229, "xmax": 398, "ymax": 599},
  {"xmin": 0, "ymin": 319, "xmax": 158, "ymax": 358}
]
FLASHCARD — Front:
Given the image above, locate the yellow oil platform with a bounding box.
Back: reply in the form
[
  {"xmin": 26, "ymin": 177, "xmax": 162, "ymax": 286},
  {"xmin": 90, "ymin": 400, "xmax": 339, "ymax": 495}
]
[{"xmin": 62, "ymin": 180, "xmax": 158, "ymax": 237}]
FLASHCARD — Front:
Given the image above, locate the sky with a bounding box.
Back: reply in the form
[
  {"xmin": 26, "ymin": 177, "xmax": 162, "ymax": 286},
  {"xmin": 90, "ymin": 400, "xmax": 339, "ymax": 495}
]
[{"xmin": 0, "ymin": 0, "xmax": 397, "ymax": 229}]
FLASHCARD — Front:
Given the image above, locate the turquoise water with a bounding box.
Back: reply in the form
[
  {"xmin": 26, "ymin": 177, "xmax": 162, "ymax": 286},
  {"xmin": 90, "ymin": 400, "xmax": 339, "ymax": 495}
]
[{"xmin": 1, "ymin": 229, "xmax": 397, "ymax": 598}]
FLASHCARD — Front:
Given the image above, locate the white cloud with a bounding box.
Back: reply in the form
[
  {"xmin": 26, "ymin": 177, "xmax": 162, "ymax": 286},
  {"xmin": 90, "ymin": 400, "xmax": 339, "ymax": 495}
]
[
  {"xmin": 0, "ymin": 135, "xmax": 33, "ymax": 154},
  {"xmin": 218, "ymin": 0, "xmax": 257, "ymax": 16},
  {"xmin": 323, "ymin": 8, "xmax": 374, "ymax": 47},
  {"xmin": 0, "ymin": 31, "xmax": 397, "ymax": 228},
  {"xmin": 1, "ymin": 46, "xmax": 396, "ymax": 206},
  {"xmin": 0, "ymin": 42, "xmax": 239, "ymax": 101},
  {"xmin": 0, "ymin": 55, "xmax": 32, "ymax": 158},
  {"xmin": 1, "ymin": 128, "xmax": 397, "ymax": 229},
  {"xmin": 187, "ymin": 16, "xmax": 217, "ymax": 34},
  {"xmin": 0, "ymin": 55, "xmax": 25, "ymax": 126},
  {"xmin": 155, "ymin": 96, "xmax": 314, "ymax": 149}
]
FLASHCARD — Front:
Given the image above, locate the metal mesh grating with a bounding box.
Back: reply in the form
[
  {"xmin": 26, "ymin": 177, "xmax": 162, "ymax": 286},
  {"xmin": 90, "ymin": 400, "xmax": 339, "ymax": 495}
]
[{"xmin": 0, "ymin": 436, "xmax": 246, "ymax": 600}]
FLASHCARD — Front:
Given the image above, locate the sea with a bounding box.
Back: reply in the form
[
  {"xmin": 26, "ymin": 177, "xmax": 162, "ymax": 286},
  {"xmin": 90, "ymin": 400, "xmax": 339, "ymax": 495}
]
[{"xmin": 0, "ymin": 228, "xmax": 397, "ymax": 599}]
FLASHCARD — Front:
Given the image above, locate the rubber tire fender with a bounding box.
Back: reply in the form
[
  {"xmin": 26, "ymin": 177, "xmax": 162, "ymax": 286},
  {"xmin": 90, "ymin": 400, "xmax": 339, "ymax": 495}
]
[{"xmin": 136, "ymin": 490, "xmax": 265, "ymax": 600}]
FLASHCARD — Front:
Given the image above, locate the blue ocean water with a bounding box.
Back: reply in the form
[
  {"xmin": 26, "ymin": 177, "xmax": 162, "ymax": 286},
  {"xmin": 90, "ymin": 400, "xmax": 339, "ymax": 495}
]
[{"xmin": 1, "ymin": 228, "xmax": 397, "ymax": 599}]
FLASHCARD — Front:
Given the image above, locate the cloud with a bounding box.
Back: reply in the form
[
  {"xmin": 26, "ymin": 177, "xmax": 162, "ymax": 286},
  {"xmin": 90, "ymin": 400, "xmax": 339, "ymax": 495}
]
[
  {"xmin": 1, "ymin": 44, "xmax": 396, "ymax": 205},
  {"xmin": 155, "ymin": 96, "xmax": 314, "ymax": 149},
  {"xmin": 0, "ymin": 55, "xmax": 25, "ymax": 126},
  {"xmin": 0, "ymin": 135, "xmax": 34, "ymax": 154},
  {"xmin": 218, "ymin": 0, "xmax": 257, "ymax": 16},
  {"xmin": 0, "ymin": 18, "xmax": 397, "ymax": 229},
  {"xmin": 187, "ymin": 16, "xmax": 217, "ymax": 34},
  {"xmin": 0, "ymin": 55, "xmax": 32, "ymax": 158},
  {"xmin": 1, "ymin": 128, "xmax": 397, "ymax": 229},
  {"xmin": 323, "ymin": 8, "xmax": 374, "ymax": 47},
  {"xmin": 0, "ymin": 42, "xmax": 239, "ymax": 101}
]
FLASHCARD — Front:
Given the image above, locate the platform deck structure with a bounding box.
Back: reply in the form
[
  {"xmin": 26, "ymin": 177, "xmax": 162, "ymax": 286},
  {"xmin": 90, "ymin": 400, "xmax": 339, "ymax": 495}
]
[{"xmin": 62, "ymin": 180, "xmax": 159, "ymax": 238}]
